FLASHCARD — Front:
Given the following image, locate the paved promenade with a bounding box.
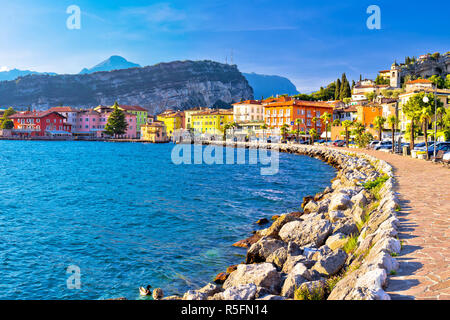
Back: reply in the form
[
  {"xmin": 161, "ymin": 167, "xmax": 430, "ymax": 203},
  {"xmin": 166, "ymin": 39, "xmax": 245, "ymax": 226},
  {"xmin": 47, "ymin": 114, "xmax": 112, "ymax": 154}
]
[{"xmin": 337, "ymin": 147, "xmax": 450, "ymax": 300}]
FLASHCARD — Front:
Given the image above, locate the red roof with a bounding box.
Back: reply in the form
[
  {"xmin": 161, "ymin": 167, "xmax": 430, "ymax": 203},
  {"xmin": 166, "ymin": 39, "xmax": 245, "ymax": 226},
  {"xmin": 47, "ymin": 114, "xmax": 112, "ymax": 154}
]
[
  {"xmin": 47, "ymin": 106, "xmax": 78, "ymax": 113},
  {"xmin": 406, "ymin": 79, "xmax": 432, "ymax": 84},
  {"xmin": 232, "ymin": 100, "xmax": 262, "ymax": 106},
  {"xmin": 9, "ymin": 110, "xmax": 66, "ymax": 119},
  {"xmin": 118, "ymin": 105, "xmax": 148, "ymax": 112}
]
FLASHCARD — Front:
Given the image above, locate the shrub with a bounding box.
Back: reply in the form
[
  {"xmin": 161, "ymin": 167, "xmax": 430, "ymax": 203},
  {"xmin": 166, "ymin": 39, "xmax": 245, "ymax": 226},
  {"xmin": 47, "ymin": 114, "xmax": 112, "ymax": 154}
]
[
  {"xmin": 294, "ymin": 283, "xmax": 326, "ymax": 300},
  {"xmin": 343, "ymin": 234, "xmax": 358, "ymax": 254}
]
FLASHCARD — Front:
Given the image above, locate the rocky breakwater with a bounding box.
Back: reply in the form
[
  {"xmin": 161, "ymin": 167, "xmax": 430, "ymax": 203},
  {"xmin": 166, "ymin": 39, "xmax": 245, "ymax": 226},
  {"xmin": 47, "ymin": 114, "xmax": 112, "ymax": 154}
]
[{"xmin": 175, "ymin": 143, "xmax": 401, "ymax": 300}]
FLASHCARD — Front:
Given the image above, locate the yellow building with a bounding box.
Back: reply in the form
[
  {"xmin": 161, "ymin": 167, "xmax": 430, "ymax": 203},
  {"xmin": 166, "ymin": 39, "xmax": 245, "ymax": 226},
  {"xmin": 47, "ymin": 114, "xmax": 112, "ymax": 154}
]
[
  {"xmin": 184, "ymin": 107, "xmax": 209, "ymax": 130},
  {"xmin": 140, "ymin": 121, "xmax": 169, "ymax": 143},
  {"xmin": 192, "ymin": 109, "xmax": 234, "ymax": 134},
  {"xmin": 156, "ymin": 110, "xmax": 184, "ymax": 137}
]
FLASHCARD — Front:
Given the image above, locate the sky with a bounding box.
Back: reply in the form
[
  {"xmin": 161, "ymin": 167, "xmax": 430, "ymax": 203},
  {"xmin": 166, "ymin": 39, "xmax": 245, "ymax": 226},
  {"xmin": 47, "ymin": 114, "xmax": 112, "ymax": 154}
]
[{"xmin": 0, "ymin": 0, "xmax": 449, "ymax": 93}]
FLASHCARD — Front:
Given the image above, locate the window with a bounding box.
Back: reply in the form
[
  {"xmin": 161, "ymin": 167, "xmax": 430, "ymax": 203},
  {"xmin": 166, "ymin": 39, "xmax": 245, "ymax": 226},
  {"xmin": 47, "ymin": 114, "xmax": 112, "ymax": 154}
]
[{"xmin": 316, "ymin": 111, "xmax": 321, "ymax": 117}]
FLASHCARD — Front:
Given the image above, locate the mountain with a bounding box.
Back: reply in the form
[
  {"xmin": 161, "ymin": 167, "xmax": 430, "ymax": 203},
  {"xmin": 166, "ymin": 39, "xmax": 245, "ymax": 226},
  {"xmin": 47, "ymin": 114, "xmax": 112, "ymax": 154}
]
[
  {"xmin": 0, "ymin": 69, "xmax": 56, "ymax": 81},
  {"xmin": 0, "ymin": 60, "xmax": 253, "ymax": 114},
  {"xmin": 243, "ymin": 72, "xmax": 299, "ymax": 99},
  {"xmin": 79, "ymin": 55, "xmax": 141, "ymax": 74}
]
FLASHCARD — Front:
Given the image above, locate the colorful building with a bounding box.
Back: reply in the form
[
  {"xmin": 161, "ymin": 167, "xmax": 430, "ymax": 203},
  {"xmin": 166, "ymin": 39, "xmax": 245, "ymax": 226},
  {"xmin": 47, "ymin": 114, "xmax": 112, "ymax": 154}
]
[
  {"xmin": 141, "ymin": 121, "xmax": 169, "ymax": 143},
  {"xmin": 356, "ymin": 103, "xmax": 383, "ymax": 137},
  {"xmin": 184, "ymin": 107, "xmax": 209, "ymax": 130},
  {"xmin": 9, "ymin": 110, "xmax": 72, "ymax": 137},
  {"xmin": 115, "ymin": 105, "xmax": 148, "ymax": 136},
  {"xmin": 157, "ymin": 110, "xmax": 185, "ymax": 137},
  {"xmin": 73, "ymin": 106, "xmax": 137, "ymax": 139},
  {"xmin": 192, "ymin": 109, "xmax": 234, "ymax": 134},
  {"xmin": 263, "ymin": 97, "xmax": 334, "ymax": 135},
  {"xmin": 47, "ymin": 107, "xmax": 79, "ymax": 128},
  {"xmin": 233, "ymin": 100, "xmax": 264, "ymax": 122}
]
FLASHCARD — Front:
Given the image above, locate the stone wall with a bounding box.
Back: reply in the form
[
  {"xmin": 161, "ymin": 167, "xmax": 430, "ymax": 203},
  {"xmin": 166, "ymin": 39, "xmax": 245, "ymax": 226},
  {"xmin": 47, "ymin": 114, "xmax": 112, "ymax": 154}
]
[{"xmin": 166, "ymin": 142, "xmax": 401, "ymax": 301}]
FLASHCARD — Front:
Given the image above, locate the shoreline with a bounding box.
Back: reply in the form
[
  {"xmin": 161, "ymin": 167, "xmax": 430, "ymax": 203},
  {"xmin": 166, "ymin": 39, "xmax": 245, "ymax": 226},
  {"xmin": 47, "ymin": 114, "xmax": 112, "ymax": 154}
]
[{"xmin": 159, "ymin": 141, "xmax": 401, "ymax": 301}]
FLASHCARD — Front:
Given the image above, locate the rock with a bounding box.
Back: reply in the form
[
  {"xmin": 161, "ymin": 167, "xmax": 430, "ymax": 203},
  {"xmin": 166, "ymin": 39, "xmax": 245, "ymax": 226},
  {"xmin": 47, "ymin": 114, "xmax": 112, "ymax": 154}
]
[
  {"xmin": 223, "ymin": 263, "xmax": 282, "ymax": 294},
  {"xmin": 227, "ymin": 265, "xmax": 238, "ymax": 273},
  {"xmin": 332, "ymin": 218, "xmax": 358, "ymax": 236},
  {"xmin": 266, "ymin": 247, "xmax": 288, "ymax": 270},
  {"xmin": 271, "ymin": 215, "xmax": 280, "ymax": 221},
  {"xmin": 246, "ymin": 237, "xmax": 287, "ymax": 264},
  {"xmin": 303, "ymin": 200, "xmax": 319, "ymax": 214},
  {"xmin": 354, "ymin": 268, "xmax": 389, "ymax": 300},
  {"xmin": 183, "ymin": 290, "xmax": 208, "ymax": 300},
  {"xmin": 279, "ymin": 219, "xmax": 332, "ymax": 248},
  {"xmin": 287, "ymin": 241, "xmax": 303, "ymax": 256},
  {"xmin": 214, "ymin": 272, "xmax": 229, "ymax": 284},
  {"xmin": 198, "ymin": 283, "xmax": 223, "ymax": 296},
  {"xmin": 325, "ymin": 233, "xmax": 348, "ymax": 251},
  {"xmin": 256, "ymin": 295, "xmax": 286, "ymax": 300},
  {"xmin": 282, "ymin": 254, "xmax": 314, "ymax": 274},
  {"xmin": 152, "ymin": 288, "xmax": 164, "ymax": 300},
  {"xmin": 258, "ymin": 214, "xmax": 301, "ymax": 239},
  {"xmin": 162, "ymin": 295, "xmax": 182, "ymax": 300},
  {"xmin": 312, "ymin": 248, "xmax": 347, "ymax": 276},
  {"xmin": 281, "ymin": 263, "xmax": 310, "ymax": 298},
  {"xmin": 350, "ymin": 205, "xmax": 366, "ymax": 225},
  {"xmin": 329, "ymin": 210, "xmax": 345, "ymax": 223},
  {"xmin": 351, "ymin": 191, "xmax": 368, "ymax": 208},
  {"xmin": 256, "ymin": 218, "xmax": 269, "ymax": 225},
  {"xmin": 233, "ymin": 233, "xmax": 262, "ymax": 248},
  {"xmin": 301, "ymin": 195, "xmax": 314, "ymax": 209},
  {"xmin": 222, "ymin": 284, "xmax": 257, "ymax": 300},
  {"xmin": 329, "ymin": 193, "xmax": 352, "ymax": 211}
]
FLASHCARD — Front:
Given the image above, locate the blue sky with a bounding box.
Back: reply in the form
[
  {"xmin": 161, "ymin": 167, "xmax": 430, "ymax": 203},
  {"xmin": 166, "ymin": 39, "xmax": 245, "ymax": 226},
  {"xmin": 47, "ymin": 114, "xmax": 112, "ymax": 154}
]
[{"xmin": 0, "ymin": 0, "xmax": 449, "ymax": 92}]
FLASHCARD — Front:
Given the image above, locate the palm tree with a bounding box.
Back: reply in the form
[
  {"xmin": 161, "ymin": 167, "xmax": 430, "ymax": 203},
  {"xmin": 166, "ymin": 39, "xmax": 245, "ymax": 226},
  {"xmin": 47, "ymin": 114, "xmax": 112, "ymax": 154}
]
[
  {"xmin": 223, "ymin": 123, "xmax": 231, "ymax": 141},
  {"xmin": 342, "ymin": 120, "xmax": 353, "ymax": 147},
  {"xmin": 417, "ymin": 104, "xmax": 434, "ymax": 160},
  {"xmin": 295, "ymin": 118, "xmax": 302, "ymax": 142},
  {"xmin": 373, "ymin": 116, "xmax": 386, "ymax": 141},
  {"xmin": 387, "ymin": 115, "xmax": 398, "ymax": 153},
  {"xmin": 309, "ymin": 128, "xmax": 317, "ymax": 144},
  {"xmin": 261, "ymin": 123, "xmax": 268, "ymax": 141},
  {"xmin": 280, "ymin": 124, "xmax": 289, "ymax": 141},
  {"xmin": 320, "ymin": 112, "xmax": 332, "ymax": 142},
  {"xmin": 312, "ymin": 117, "xmax": 318, "ymax": 131}
]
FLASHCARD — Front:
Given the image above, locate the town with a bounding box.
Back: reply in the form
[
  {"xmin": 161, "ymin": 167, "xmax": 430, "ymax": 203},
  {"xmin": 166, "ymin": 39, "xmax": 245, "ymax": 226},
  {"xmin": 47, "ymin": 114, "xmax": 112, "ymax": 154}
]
[{"xmin": 1, "ymin": 53, "xmax": 450, "ymax": 163}]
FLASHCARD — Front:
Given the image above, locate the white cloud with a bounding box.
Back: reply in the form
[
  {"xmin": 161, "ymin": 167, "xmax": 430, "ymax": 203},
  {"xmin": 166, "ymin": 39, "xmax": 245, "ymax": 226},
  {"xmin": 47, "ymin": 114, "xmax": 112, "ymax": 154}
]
[{"xmin": 0, "ymin": 66, "xmax": 10, "ymax": 72}]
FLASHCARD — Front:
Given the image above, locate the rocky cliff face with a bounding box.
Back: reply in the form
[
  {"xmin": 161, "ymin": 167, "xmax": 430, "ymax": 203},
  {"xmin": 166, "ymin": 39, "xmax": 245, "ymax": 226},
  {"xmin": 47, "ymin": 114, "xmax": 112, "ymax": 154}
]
[{"xmin": 0, "ymin": 60, "xmax": 253, "ymax": 114}]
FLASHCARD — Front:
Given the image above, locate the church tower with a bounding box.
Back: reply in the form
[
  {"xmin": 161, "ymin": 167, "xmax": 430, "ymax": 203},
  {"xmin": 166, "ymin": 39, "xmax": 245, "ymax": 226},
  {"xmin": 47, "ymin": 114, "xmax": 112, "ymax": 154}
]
[{"xmin": 390, "ymin": 61, "xmax": 401, "ymax": 88}]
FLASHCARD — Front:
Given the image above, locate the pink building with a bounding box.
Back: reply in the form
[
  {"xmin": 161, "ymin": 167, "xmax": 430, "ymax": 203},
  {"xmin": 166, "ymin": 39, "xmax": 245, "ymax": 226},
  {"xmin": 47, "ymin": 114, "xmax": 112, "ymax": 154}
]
[{"xmin": 72, "ymin": 107, "xmax": 137, "ymax": 139}]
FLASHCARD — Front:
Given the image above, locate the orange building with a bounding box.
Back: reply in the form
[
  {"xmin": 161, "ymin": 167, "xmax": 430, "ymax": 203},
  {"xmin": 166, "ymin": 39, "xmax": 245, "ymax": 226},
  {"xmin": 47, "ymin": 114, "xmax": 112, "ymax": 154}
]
[
  {"xmin": 356, "ymin": 103, "xmax": 383, "ymax": 136},
  {"xmin": 264, "ymin": 97, "xmax": 334, "ymax": 135}
]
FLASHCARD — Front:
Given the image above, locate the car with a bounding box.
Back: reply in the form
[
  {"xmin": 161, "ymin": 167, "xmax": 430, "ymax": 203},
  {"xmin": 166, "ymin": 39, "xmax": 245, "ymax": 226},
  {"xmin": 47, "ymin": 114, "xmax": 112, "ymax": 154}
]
[
  {"xmin": 427, "ymin": 142, "xmax": 450, "ymax": 157},
  {"xmin": 413, "ymin": 142, "xmax": 434, "ymax": 151},
  {"xmin": 334, "ymin": 140, "xmax": 346, "ymax": 147},
  {"xmin": 443, "ymin": 151, "xmax": 450, "ymax": 163},
  {"xmin": 368, "ymin": 140, "xmax": 380, "ymax": 149},
  {"xmin": 373, "ymin": 141, "xmax": 392, "ymax": 150}
]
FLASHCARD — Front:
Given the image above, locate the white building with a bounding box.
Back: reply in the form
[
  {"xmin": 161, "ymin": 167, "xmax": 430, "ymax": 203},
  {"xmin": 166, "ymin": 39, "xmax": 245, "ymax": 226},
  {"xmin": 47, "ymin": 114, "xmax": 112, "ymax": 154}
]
[{"xmin": 232, "ymin": 100, "xmax": 264, "ymax": 122}]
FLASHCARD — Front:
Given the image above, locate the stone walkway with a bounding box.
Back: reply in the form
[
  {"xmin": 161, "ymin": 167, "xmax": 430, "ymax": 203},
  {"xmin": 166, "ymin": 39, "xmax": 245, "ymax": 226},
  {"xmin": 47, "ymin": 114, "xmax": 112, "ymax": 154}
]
[{"xmin": 337, "ymin": 147, "xmax": 450, "ymax": 300}]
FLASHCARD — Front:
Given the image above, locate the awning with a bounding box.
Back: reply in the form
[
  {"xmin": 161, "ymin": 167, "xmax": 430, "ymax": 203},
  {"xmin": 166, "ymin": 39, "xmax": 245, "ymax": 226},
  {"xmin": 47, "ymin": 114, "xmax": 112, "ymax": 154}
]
[{"xmin": 46, "ymin": 130, "xmax": 72, "ymax": 136}]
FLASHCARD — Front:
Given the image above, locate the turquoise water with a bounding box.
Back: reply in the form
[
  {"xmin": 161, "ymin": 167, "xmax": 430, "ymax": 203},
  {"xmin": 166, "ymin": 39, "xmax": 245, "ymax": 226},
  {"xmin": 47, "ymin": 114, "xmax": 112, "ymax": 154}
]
[{"xmin": 0, "ymin": 141, "xmax": 336, "ymax": 300}]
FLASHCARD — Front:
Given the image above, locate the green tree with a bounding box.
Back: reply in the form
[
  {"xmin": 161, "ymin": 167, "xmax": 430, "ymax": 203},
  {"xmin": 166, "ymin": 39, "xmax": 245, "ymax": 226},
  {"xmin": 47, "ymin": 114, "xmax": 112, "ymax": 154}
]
[
  {"xmin": 387, "ymin": 115, "xmax": 399, "ymax": 153},
  {"xmin": 309, "ymin": 128, "xmax": 318, "ymax": 144},
  {"xmin": 365, "ymin": 92, "xmax": 376, "ymax": 102},
  {"xmin": 261, "ymin": 123, "xmax": 268, "ymax": 141},
  {"xmin": 104, "ymin": 102, "xmax": 128, "ymax": 138},
  {"xmin": 417, "ymin": 104, "xmax": 434, "ymax": 160},
  {"xmin": 1, "ymin": 119, "xmax": 14, "ymax": 129},
  {"xmin": 332, "ymin": 119, "xmax": 341, "ymax": 127},
  {"xmin": 0, "ymin": 107, "xmax": 16, "ymax": 127},
  {"xmin": 280, "ymin": 124, "xmax": 290, "ymax": 141},
  {"xmin": 335, "ymin": 79, "xmax": 341, "ymax": 100},
  {"xmin": 342, "ymin": 120, "xmax": 353, "ymax": 147},
  {"xmin": 428, "ymin": 75, "xmax": 445, "ymax": 89},
  {"xmin": 445, "ymin": 75, "xmax": 450, "ymax": 89},
  {"xmin": 320, "ymin": 112, "xmax": 332, "ymax": 142},
  {"xmin": 373, "ymin": 116, "xmax": 386, "ymax": 140},
  {"xmin": 340, "ymin": 73, "xmax": 351, "ymax": 100},
  {"xmin": 295, "ymin": 119, "xmax": 302, "ymax": 142}
]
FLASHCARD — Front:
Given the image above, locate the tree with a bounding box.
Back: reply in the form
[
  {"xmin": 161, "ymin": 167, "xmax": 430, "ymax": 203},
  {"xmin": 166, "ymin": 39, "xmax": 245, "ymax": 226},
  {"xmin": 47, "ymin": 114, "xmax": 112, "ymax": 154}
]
[
  {"xmin": 309, "ymin": 128, "xmax": 317, "ymax": 144},
  {"xmin": 373, "ymin": 116, "xmax": 386, "ymax": 140},
  {"xmin": 320, "ymin": 112, "xmax": 332, "ymax": 142},
  {"xmin": 340, "ymin": 73, "xmax": 351, "ymax": 100},
  {"xmin": 261, "ymin": 123, "xmax": 268, "ymax": 141},
  {"xmin": 1, "ymin": 119, "xmax": 14, "ymax": 129},
  {"xmin": 428, "ymin": 75, "xmax": 444, "ymax": 89},
  {"xmin": 403, "ymin": 92, "xmax": 434, "ymax": 151},
  {"xmin": 312, "ymin": 117, "xmax": 318, "ymax": 131},
  {"xmin": 365, "ymin": 92, "xmax": 376, "ymax": 102},
  {"xmin": 445, "ymin": 75, "xmax": 450, "ymax": 89},
  {"xmin": 342, "ymin": 120, "xmax": 353, "ymax": 147},
  {"xmin": 417, "ymin": 102, "xmax": 435, "ymax": 159},
  {"xmin": 332, "ymin": 119, "xmax": 341, "ymax": 127},
  {"xmin": 387, "ymin": 115, "xmax": 399, "ymax": 153},
  {"xmin": 280, "ymin": 124, "xmax": 289, "ymax": 141},
  {"xmin": 0, "ymin": 107, "xmax": 16, "ymax": 127},
  {"xmin": 352, "ymin": 122, "xmax": 368, "ymax": 148},
  {"xmin": 335, "ymin": 79, "xmax": 341, "ymax": 100},
  {"xmin": 295, "ymin": 119, "xmax": 302, "ymax": 142},
  {"xmin": 104, "ymin": 102, "xmax": 128, "ymax": 138}
]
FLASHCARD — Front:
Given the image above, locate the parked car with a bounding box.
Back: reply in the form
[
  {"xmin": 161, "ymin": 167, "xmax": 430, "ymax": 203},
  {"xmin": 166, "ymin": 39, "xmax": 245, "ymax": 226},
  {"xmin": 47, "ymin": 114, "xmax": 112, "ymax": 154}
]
[
  {"xmin": 368, "ymin": 140, "xmax": 379, "ymax": 149},
  {"xmin": 426, "ymin": 142, "xmax": 450, "ymax": 157},
  {"xmin": 413, "ymin": 142, "xmax": 434, "ymax": 151},
  {"xmin": 443, "ymin": 151, "xmax": 450, "ymax": 163},
  {"xmin": 373, "ymin": 141, "xmax": 392, "ymax": 150}
]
